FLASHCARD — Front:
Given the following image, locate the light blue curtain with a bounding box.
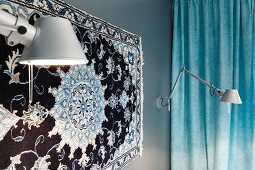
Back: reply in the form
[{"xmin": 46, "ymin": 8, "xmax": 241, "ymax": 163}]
[{"xmin": 171, "ymin": 0, "xmax": 255, "ymax": 170}]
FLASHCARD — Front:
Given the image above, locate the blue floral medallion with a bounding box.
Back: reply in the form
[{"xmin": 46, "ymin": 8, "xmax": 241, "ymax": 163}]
[{"xmin": 49, "ymin": 65, "xmax": 107, "ymax": 161}]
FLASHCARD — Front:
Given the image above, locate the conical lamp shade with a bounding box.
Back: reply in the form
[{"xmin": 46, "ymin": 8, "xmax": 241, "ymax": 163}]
[
  {"xmin": 19, "ymin": 17, "xmax": 88, "ymax": 65},
  {"xmin": 220, "ymin": 89, "xmax": 242, "ymax": 104}
]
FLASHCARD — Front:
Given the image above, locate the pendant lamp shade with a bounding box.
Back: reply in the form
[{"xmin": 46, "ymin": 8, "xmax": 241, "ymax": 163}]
[
  {"xmin": 19, "ymin": 17, "xmax": 88, "ymax": 65},
  {"xmin": 220, "ymin": 89, "xmax": 242, "ymax": 104}
]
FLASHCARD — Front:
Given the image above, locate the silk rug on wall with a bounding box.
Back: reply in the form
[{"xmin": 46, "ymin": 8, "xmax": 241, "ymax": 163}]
[{"xmin": 0, "ymin": 0, "xmax": 143, "ymax": 169}]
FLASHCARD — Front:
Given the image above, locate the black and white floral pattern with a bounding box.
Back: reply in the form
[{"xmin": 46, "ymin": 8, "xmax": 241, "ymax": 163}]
[{"xmin": 0, "ymin": 0, "xmax": 143, "ymax": 169}]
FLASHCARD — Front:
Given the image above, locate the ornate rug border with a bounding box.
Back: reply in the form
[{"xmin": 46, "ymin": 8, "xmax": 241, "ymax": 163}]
[{"xmin": 8, "ymin": 0, "xmax": 141, "ymax": 48}]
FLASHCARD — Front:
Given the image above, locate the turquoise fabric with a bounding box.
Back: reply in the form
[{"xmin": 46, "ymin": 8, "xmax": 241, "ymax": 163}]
[{"xmin": 171, "ymin": 0, "xmax": 255, "ymax": 170}]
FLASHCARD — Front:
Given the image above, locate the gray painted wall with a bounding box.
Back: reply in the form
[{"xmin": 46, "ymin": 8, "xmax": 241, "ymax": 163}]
[{"xmin": 62, "ymin": 0, "xmax": 172, "ymax": 169}]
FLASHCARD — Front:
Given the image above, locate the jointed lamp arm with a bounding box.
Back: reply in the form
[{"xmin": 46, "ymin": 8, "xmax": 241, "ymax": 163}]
[{"xmin": 157, "ymin": 66, "xmax": 224, "ymax": 111}]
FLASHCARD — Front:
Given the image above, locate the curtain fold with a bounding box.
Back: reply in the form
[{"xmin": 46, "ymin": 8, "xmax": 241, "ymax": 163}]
[{"xmin": 171, "ymin": 0, "xmax": 255, "ymax": 170}]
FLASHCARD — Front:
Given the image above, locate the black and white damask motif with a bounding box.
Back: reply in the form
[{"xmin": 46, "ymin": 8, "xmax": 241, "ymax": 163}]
[{"xmin": 0, "ymin": 0, "xmax": 143, "ymax": 170}]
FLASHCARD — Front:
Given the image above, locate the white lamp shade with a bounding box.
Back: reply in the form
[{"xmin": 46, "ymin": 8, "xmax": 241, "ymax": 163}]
[
  {"xmin": 220, "ymin": 89, "xmax": 242, "ymax": 104},
  {"xmin": 19, "ymin": 17, "xmax": 88, "ymax": 65}
]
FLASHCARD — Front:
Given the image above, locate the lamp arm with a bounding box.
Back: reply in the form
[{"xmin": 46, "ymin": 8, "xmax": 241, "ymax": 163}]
[
  {"xmin": 167, "ymin": 66, "xmax": 185, "ymax": 100},
  {"xmin": 0, "ymin": 22, "xmax": 18, "ymax": 32},
  {"xmin": 183, "ymin": 68, "xmax": 212, "ymax": 89},
  {"xmin": 183, "ymin": 68, "xmax": 223, "ymax": 96},
  {"xmin": 156, "ymin": 65, "xmax": 224, "ymax": 111},
  {"xmin": 0, "ymin": 10, "xmax": 37, "ymax": 46},
  {"xmin": 156, "ymin": 66, "xmax": 185, "ymax": 110}
]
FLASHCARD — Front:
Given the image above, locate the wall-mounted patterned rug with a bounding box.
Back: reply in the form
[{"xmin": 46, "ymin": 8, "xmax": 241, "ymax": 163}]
[{"xmin": 0, "ymin": 0, "xmax": 143, "ymax": 169}]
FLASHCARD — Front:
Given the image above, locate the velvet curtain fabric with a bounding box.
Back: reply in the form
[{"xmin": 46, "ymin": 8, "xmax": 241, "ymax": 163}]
[{"xmin": 171, "ymin": 0, "xmax": 255, "ymax": 170}]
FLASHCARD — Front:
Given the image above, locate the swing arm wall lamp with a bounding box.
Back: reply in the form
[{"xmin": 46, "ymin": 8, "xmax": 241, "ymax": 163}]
[
  {"xmin": 156, "ymin": 66, "xmax": 242, "ymax": 112},
  {"xmin": 0, "ymin": 9, "xmax": 89, "ymax": 104}
]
